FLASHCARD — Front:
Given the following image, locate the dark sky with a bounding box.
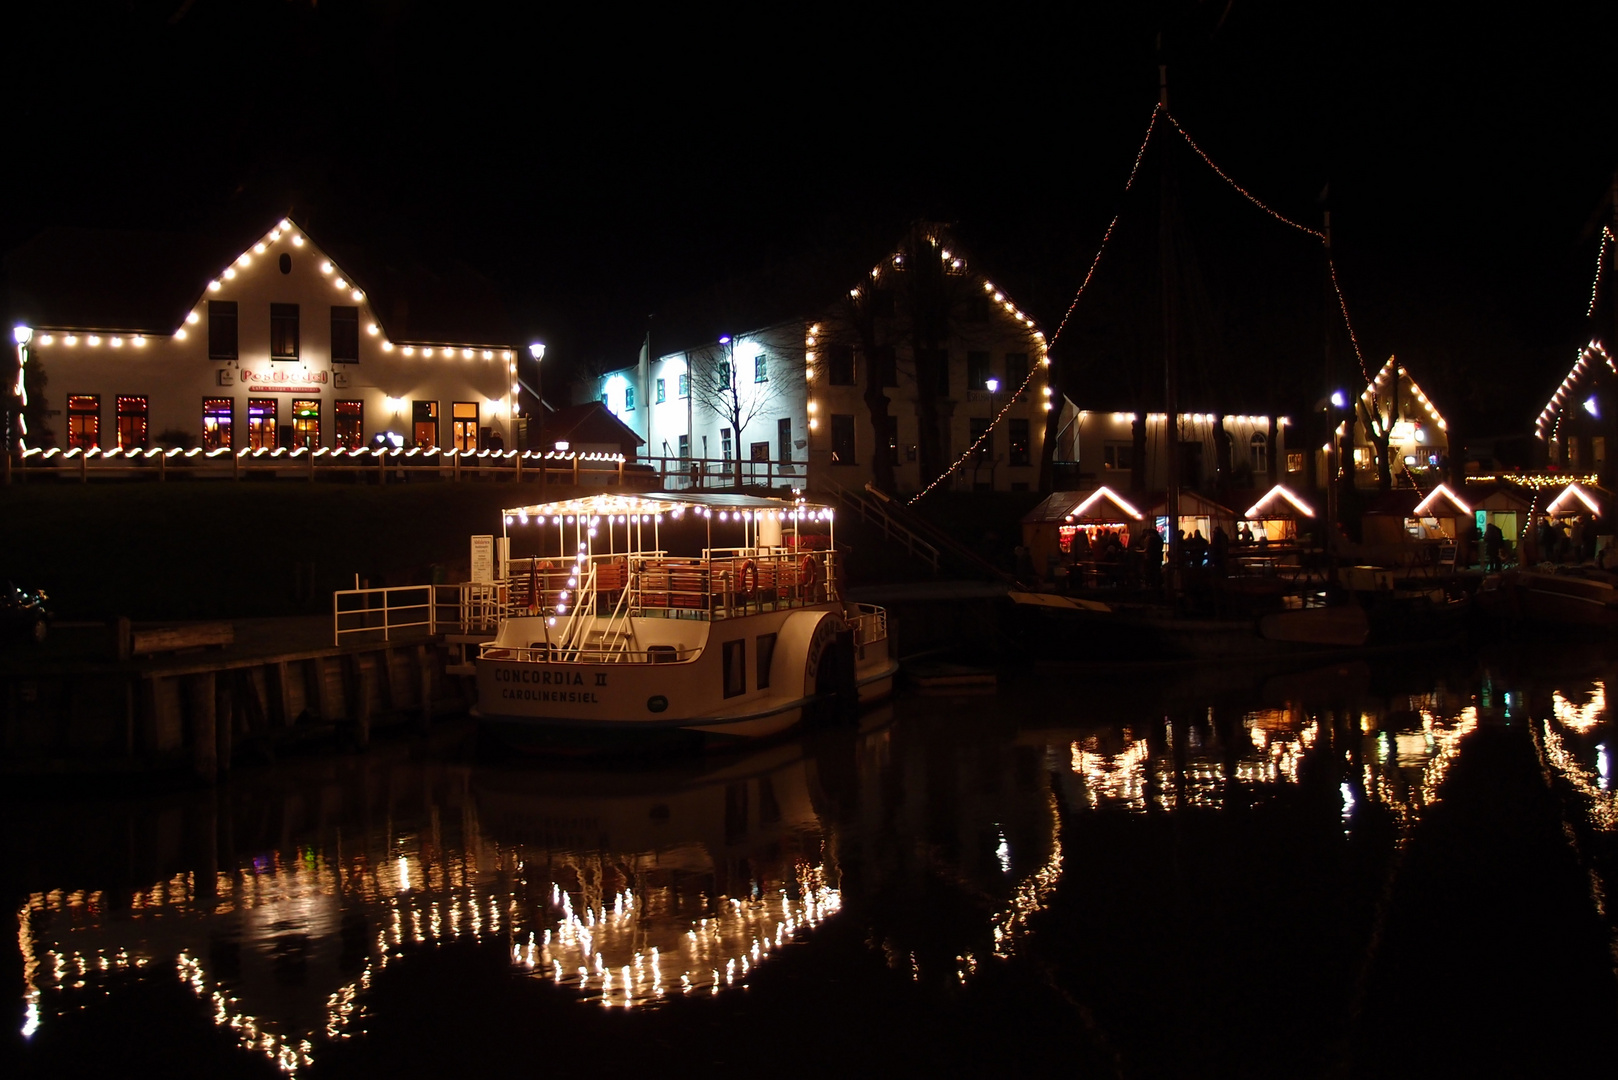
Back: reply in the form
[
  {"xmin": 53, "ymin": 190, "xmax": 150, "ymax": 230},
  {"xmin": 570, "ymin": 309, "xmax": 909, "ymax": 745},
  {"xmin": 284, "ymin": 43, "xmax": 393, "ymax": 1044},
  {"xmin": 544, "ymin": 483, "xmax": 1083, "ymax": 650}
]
[{"xmin": 6, "ymin": 1, "xmax": 1618, "ymax": 437}]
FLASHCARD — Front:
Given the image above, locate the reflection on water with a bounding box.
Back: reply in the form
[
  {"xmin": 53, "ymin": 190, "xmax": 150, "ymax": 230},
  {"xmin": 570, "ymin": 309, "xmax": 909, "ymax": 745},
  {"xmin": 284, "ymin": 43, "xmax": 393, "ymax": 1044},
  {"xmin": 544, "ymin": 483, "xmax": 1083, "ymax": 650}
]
[{"xmin": 9, "ymin": 649, "xmax": 1618, "ymax": 1075}]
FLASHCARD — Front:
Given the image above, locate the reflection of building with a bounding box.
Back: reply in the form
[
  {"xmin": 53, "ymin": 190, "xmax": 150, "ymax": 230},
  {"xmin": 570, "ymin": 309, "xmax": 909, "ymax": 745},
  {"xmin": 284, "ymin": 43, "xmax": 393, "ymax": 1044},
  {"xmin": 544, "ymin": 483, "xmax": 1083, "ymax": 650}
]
[{"xmin": 8, "ymin": 219, "xmax": 519, "ymax": 454}]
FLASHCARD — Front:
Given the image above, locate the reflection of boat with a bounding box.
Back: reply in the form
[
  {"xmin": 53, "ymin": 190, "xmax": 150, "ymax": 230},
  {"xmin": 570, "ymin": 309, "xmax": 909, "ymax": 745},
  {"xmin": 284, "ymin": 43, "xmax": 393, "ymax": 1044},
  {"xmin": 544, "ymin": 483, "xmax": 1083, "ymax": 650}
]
[
  {"xmin": 474, "ymin": 739, "xmax": 841, "ymax": 1004},
  {"xmin": 471, "ymin": 492, "xmax": 898, "ymax": 748},
  {"xmin": 1479, "ymin": 566, "xmax": 1618, "ymax": 628}
]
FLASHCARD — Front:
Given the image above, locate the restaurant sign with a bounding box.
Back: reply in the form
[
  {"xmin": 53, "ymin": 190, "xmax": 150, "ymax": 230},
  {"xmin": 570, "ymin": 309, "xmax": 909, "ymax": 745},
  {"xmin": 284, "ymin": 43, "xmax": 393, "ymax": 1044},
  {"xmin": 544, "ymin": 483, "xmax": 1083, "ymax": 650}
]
[{"xmin": 240, "ymin": 367, "xmax": 327, "ymax": 393}]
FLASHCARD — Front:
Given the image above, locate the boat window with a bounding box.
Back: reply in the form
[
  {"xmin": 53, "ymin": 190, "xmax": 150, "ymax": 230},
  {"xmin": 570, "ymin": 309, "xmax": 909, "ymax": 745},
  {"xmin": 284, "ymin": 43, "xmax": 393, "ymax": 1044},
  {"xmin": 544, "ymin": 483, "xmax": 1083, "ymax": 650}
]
[
  {"xmin": 755, "ymin": 633, "xmax": 776, "ymax": 689},
  {"xmin": 722, "ymin": 639, "xmax": 746, "ymax": 698}
]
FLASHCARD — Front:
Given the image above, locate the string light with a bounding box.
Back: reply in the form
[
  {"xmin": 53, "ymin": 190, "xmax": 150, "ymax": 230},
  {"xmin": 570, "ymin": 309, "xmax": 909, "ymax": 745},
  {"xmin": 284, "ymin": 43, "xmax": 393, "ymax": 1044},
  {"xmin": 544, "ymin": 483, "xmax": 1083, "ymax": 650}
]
[{"xmin": 1588, "ymin": 225, "xmax": 1614, "ymax": 318}]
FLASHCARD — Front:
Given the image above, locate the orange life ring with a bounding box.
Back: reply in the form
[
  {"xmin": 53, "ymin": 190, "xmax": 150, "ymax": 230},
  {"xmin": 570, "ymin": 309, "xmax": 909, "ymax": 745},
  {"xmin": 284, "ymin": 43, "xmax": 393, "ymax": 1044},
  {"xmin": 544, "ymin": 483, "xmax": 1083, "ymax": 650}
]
[
  {"xmin": 800, "ymin": 553, "xmax": 818, "ymax": 587},
  {"xmin": 738, "ymin": 559, "xmax": 758, "ymax": 599}
]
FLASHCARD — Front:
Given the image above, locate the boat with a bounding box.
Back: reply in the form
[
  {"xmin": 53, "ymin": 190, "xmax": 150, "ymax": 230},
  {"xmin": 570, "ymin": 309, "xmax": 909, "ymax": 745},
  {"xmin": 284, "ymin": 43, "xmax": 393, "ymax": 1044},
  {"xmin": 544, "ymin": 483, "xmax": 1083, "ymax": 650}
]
[
  {"xmin": 471, "ymin": 491, "xmax": 898, "ymax": 749},
  {"xmin": 1477, "ymin": 564, "xmax": 1618, "ymax": 628}
]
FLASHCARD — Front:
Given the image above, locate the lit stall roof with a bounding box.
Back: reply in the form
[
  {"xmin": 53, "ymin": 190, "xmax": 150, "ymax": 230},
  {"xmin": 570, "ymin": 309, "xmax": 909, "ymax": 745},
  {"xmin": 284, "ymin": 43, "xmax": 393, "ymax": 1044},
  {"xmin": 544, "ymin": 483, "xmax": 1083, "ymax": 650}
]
[
  {"xmin": 1412, "ymin": 483, "xmax": 1473, "ymax": 516},
  {"xmin": 1244, "ymin": 485, "xmax": 1316, "ymax": 519},
  {"xmin": 1545, "ymin": 482, "xmax": 1603, "ymax": 517}
]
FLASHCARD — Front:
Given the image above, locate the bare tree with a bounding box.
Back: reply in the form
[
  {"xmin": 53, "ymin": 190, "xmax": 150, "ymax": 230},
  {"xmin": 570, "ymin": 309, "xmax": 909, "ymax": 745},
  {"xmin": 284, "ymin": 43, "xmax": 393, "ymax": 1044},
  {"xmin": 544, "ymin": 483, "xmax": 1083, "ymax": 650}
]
[{"xmin": 686, "ymin": 332, "xmax": 801, "ymax": 488}]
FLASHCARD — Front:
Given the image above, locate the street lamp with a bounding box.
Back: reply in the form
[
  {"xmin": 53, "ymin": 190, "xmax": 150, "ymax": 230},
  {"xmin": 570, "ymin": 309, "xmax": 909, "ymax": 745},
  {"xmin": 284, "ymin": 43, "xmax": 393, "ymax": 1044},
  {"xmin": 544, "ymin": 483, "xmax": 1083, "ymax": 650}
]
[{"xmin": 528, "ymin": 342, "xmax": 545, "ymax": 462}]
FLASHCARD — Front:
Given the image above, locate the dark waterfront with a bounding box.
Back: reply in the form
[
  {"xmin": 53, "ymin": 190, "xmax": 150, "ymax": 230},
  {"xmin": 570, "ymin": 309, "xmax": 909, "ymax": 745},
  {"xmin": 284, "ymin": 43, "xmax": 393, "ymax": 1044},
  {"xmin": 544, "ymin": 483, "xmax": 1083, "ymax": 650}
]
[{"xmin": 4, "ymin": 644, "xmax": 1617, "ymax": 1078}]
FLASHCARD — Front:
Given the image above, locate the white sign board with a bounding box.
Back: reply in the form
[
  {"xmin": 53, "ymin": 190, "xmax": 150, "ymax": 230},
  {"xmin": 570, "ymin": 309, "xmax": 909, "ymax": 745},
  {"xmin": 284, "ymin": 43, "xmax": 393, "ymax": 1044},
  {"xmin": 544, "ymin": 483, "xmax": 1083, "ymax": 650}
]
[{"xmin": 470, "ymin": 535, "xmax": 495, "ymax": 584}]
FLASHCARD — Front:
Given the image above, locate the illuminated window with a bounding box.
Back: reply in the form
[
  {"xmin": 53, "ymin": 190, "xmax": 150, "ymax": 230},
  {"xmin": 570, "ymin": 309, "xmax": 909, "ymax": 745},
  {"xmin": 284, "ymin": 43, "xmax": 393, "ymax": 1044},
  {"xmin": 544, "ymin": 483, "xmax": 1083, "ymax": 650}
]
[
  {"xmin": 656, "ymin": 378, "xmax": 665, "ymax": 404},
  {"xmin": 335, "ymin": 400, "xmax": 364, "ymax": 448},
  {"xmin": 1354, "ymin": 446, "xmax": 1373, "ymax": 467},
  {"xmin": 208, "ymin": 301, "xmax": 238, "ymax": 360},
  {"xmin": 202, "ymin": 397, "xmax": 233, "ymax": 451},
  {"xmin": 412, "ymin": 400, "xmax": 438, "ymax": 448},
  {"xmin": 778, "ymin": 417, "xmax": 792, "ymax": 463},
  {"xmin": 331, "ymin": 306, "xmax": 359, "ymax": 363},
  {"xmin": 1287, "ymin": 451, "xmax": 1304, "ymax": 472},
  {"xmin": 248, "ymin": 398, "xmax": 277, "ymax": 450},
  {"xmin": 67, "ymin": 394, "xmax": 100, "ymax": 449},
  {"xmin": 116, "ymin": 395, "xmax": 149, "ymax": 449},
  {"xmin": 830, "ymin": 414, "xmax": 856, "ymax": 464},
  {"xmin": 754, "ymin": 353, "xmax": 767, "ymax": 383},
  {"xmin": 270, "ymin": 303, "xmax": 299, "ymax": 361},
  {"xmin": 288, "ymin": 399, "xmax": 318, "ymax": 448},
  {"xmin": 452, "ymin": 402, "xmax": 478, "ymax": 452},
  {"xmin": 1009, "ymin": 419, "xmax": 1030, "ymax": 466}
]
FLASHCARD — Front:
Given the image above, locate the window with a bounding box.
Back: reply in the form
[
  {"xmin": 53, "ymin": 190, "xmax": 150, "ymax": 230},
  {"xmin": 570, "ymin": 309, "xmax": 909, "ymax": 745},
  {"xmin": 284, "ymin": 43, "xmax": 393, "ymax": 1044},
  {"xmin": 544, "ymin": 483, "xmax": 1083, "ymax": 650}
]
[
  {"xmin": 888, "ymin": 429, "xmax": 900, "ymax": 465},
  {"xmin": 412, "ymin": 400, "xmax": 438, "ymax": 448},
  {"xmin": 831, "ymin": 414, "xmax": 856, "ymax": 464},
  {"xmin": 116, "ymin": 396, "xmax": 149, "ymax": 449},
  {"xmin": 452, "ymin": 402, "xmax": 478, "ymax": 452},
  {"xmin": 656, "ymin": 378, "xmax": 666, "ymax": 404},
  {"xmin": 208, "ymin": 301, "xmax": 238, "ymax": 361},
  {"xmin": 202, "ymin": 397, "xmax": 233, "ymax": 451},
  {"xmin": 970, "ymin": 417, "xmax": 992, "ymax": 463},
  {"xmin": 1287, "ymin": 451, "xmax": 1304, "ymax": 472},
  {"xmin": 335, "ymin": 400, "xmax": 363, "ymax": 448},
  {"xmin": 754, "ymin": 353, "xmax": 768, "ymax": 383},
  {"xmin": 1103, "ymin": 441, "xmax": 1133, "ymax": 470},
  {"xmin": 67, "ymin": 395, "xmax": 100, "ymax": 449},
  {"xmin": 751, "ymin": 441, "xmax": 769, "ymax": 463},
  {"xmin": 248, "ymin": 398, "xmax": 277, "ymax": 450},
  {"xmin": 1004, "ymin": 353, "xmax": 1028, "ymax": 395},
  {"xmin": 716, "ymin": 361, "xmax": 732, "ymax": 391},
  {"xmin": 756, "ymin": 633, "xmax": 777, "ymax": 690},
  {"xmin": 1009, "ymin": 419, "xmax": 1030, "ymax": 466},
  {"xmin": 827, "ymin": 344, "xmax": 855, "ymax": 386},
  {"xmin": 778, "ymin": 417, "xmax": 792, "ymax": 463},
  {"xmin": 678, "ymin": 433, "xmax": 690, "ymax": 460},
  {"xmin": 331, "ymin": 306, "xmax": 359, "ymax": 363},
  {"xmin": 722, "ymin": 639, "xmax": 746, "ymax": 698},
  {"xmin": 1250, "ymin": 432, "xmax": 1269, "ymax": 474},
  {"xmin": 967, "ymin": 351, "xmax": 992, "ymax": 393},
  {"xmin": 291, "ymin": 399, "xmax": 320, "ymax": 448},
  {"xmin": 1353, "ymin": 446, "xmax": 1373, "ymax": 467},
  {"xmin": 270, "ymin": 303, "xmax": 299, "ymax": 361},
  {"xmin": 625, "ymin": 384, "xmax": 636, "ymax": 411},
  {"xmin": 721, "ymin": 428, "xmax": 732, "ymax": 461},
  {"xmin": 678, "ymin": 372, "xmax": 689, "ymax": 398}
]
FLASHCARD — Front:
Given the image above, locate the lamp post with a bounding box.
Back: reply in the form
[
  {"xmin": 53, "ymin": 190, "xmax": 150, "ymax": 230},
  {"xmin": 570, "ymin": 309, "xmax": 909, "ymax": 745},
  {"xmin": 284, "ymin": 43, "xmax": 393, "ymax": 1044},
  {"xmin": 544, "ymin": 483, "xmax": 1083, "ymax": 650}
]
[{"xmin": 6, "ymin": 325, "xmax": 31, "ymax": 485}]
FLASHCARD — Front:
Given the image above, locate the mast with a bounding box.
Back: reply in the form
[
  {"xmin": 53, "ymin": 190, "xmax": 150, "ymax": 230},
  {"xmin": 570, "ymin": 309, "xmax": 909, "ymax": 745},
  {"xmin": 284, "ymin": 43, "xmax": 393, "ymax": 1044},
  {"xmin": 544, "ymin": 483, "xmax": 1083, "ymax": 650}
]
[{"xmin": 1159, "ymin": 62, "xmax": 1181, "ymax": 594}]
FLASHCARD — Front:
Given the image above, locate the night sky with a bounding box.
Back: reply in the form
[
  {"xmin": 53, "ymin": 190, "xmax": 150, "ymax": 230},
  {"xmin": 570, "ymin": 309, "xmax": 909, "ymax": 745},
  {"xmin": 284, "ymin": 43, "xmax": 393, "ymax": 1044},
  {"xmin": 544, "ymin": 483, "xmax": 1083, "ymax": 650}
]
[{"xmin": 6, "ymin": 2, "xmax": 1617, "ymax": 441}]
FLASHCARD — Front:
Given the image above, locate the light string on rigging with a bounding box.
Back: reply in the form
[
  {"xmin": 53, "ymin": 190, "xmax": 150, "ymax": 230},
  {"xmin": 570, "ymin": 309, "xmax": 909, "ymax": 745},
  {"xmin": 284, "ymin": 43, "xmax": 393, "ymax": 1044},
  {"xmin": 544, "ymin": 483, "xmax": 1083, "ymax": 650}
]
[
  {"xmin": 907, "ymin": 103, "xmax": 1376, "ymax": 504},
  {"xmin": 1587, "ymin": 225, "xmax": 1614, "ymax": 318}
]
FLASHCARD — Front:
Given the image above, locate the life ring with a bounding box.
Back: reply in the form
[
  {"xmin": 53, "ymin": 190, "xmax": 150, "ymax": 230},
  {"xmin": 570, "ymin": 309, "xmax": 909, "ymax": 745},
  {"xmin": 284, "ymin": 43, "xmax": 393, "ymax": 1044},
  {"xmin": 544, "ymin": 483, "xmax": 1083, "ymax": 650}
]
[
  {"xmin": 738, "ymin": 559, "xmax": 758, "ymax": 599},
  {"xmin": 800, "ymin": 553, "xmax": 818, "ymax": 587}
]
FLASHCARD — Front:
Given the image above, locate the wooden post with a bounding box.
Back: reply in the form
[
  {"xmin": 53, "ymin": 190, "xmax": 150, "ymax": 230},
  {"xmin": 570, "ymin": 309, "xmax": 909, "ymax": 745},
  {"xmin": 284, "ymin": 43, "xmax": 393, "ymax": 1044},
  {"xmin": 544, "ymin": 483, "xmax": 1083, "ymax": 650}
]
[
  {"xmin": 348, "ymin": 654, "xmax": 373, "ymax": 749},
  {"xmin": 416, "ymin": 643, "xmax": 433, "ymax": 733},
  {"xmin": 214, "ymin": 674, "xmax": 233, "ymax": 774},
  {"xmin": 157, "ymin": 451, "xmax": 166, "ymax": 482},
  {"xmin": 188, "ymin": 672, "xmax": 217, "ymax": 784}
]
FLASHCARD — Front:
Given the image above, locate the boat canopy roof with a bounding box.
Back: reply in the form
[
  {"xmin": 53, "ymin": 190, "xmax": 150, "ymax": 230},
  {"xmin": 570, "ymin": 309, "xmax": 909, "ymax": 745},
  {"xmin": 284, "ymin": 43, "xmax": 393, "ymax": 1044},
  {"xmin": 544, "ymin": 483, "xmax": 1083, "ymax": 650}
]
[{"xmin": 500, "ymin": 490, "xmax": 829, "ymax": 520}]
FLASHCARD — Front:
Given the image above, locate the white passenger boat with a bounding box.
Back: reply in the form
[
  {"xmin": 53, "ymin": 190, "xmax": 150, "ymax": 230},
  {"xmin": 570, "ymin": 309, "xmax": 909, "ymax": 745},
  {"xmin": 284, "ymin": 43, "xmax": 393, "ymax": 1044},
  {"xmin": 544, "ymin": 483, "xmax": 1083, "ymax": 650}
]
[{"xmin": 472, "ymin": 491, "xmax": 898, "ymax": 749}]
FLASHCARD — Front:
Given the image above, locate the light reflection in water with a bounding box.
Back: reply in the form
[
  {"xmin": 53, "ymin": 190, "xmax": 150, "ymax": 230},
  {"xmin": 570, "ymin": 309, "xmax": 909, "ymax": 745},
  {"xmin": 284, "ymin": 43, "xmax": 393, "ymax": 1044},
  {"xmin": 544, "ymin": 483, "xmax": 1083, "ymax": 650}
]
[{"xmin": 15, "ymin": 742, "xmax": 843, "ymax": 1071}]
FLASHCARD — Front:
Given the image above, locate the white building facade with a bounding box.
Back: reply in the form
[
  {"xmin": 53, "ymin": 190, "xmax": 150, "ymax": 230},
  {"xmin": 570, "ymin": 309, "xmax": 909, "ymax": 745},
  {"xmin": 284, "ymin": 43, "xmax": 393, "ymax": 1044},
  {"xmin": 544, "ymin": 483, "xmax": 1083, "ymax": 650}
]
[{"xmin": 17, "ymin": 219, "xmax": 519, "ymax": 455}]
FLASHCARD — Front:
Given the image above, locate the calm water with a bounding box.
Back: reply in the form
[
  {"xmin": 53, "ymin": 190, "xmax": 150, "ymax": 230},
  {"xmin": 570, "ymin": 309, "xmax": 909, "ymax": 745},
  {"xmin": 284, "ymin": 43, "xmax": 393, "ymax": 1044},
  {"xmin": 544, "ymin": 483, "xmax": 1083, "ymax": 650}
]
[{"xmin": 4, "ymin": 645, "xmax": 1617, "ymax": 1078}]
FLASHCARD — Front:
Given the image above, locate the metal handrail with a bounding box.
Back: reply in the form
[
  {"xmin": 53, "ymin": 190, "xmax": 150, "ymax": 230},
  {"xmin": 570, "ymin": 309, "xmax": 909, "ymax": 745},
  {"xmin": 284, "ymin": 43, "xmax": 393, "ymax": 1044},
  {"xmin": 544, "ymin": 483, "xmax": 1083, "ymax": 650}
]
[{"xmin": 333, "ymin": 583, "xmax": 462, "ymax": 645}]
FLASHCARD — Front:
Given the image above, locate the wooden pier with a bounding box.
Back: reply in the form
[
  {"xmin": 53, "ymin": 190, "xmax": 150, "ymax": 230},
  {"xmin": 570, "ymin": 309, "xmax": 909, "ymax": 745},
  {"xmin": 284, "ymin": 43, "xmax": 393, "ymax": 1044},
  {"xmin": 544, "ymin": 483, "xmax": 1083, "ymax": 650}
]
[{"xmin": 1, "ymin": 615, "xmax": 471, "ymax": 784}]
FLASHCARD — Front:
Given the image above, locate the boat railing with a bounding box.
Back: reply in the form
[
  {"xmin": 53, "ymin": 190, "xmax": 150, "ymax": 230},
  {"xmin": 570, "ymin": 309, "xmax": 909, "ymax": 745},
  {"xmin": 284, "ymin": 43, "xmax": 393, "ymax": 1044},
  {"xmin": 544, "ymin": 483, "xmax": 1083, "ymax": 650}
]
[
  {"xmin": 846, "ymin": 602, "xmax": 888, "ymax": 646},
  {"xmin": 630, "ymin": 550, "xmax": 836, "ymax": 620},
  {"xmin": 478, "ymin": 641, "xmax": 698, "ymax": 664},
  {"xmin": 333, "ymin": 583, "xmax": 465, "ymax": 646}
]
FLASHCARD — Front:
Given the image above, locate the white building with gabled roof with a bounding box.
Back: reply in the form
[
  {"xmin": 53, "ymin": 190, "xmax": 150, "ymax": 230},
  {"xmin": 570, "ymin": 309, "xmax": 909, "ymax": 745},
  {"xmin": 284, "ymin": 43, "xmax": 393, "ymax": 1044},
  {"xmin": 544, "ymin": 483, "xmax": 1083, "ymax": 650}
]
[{"xmin": 9, "ymin": 217, "xmax": 522, "ymax": 455}]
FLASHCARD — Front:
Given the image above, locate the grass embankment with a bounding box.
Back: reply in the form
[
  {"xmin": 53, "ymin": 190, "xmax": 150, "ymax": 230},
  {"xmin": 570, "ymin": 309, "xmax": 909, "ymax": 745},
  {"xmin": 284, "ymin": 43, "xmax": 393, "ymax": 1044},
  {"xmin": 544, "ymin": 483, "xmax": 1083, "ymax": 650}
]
[{"xmin": 0, "ymin": 482, "xmax": 1042, "ymax": 621}]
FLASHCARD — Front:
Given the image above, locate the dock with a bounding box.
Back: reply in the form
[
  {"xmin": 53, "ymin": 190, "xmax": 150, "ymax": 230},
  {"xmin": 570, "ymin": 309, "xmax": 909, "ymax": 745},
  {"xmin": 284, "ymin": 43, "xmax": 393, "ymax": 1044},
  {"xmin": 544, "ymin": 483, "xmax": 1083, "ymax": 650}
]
[{"xmin": 0, "ymin": 613, "xmax": 473, "ymax": 784}]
